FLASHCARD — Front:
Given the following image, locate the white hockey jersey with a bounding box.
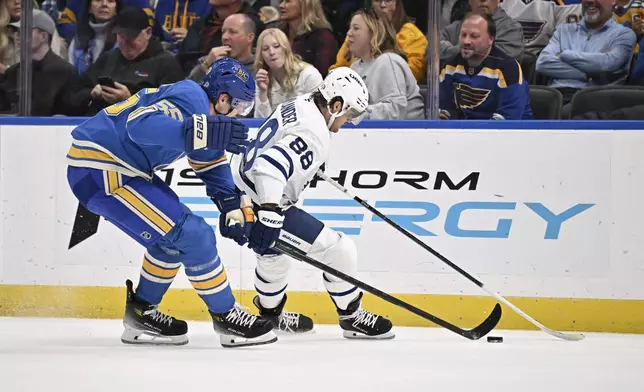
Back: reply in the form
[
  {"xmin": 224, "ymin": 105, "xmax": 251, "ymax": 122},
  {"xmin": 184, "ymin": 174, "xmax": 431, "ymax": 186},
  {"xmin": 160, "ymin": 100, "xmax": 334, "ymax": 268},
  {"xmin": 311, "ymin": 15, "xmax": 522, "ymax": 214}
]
[
  {"xmin": 501, "ymin": 0, "xmax": 582, "ymax": 55},
  {"xmin": 231, "ymin": 94, "xmax": 331, "ymax": 207}
]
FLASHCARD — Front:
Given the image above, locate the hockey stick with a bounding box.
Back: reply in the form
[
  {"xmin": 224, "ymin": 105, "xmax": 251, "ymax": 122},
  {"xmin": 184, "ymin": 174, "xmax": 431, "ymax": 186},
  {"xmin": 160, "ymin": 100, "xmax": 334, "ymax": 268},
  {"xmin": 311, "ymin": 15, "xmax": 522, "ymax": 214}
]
[
  {"xmin": 316, "ymin": 171, "xmax": 585, "ymax": 342},
  {"xmin": 273, "ymin": 239, "xmax": 502, "ymax": 341}
]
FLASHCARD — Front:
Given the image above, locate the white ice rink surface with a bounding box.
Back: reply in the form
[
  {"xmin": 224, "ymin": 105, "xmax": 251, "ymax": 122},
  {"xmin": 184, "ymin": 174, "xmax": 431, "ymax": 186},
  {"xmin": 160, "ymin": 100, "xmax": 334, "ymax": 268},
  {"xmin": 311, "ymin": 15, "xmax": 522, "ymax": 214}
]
[{"xmin": 0, "ymin": 317, "xmax": 642, "ymax": 392}]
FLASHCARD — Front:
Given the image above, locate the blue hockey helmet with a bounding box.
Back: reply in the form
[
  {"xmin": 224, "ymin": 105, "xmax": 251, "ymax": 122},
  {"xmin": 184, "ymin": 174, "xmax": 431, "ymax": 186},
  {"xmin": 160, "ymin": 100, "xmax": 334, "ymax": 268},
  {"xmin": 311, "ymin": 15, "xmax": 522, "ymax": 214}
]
[{"xmin": 201, "ymin": 57, "xmax": 256, "ymax": 116}]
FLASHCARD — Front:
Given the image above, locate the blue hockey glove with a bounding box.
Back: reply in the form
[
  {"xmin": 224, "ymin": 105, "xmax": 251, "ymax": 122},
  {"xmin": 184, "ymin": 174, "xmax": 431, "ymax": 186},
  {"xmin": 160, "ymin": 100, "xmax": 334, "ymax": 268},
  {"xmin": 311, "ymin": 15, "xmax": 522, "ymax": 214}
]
[
  {"xmin": 185, "ymin": 114, "xmax": 250, "ymax": 154},
  {"xmin": 248, "ymin": 206, "xmax": 284, "ymax": 255},
  {"xmin": 212, "ymin": 193, "xmax": 254, "ymax": 246}
]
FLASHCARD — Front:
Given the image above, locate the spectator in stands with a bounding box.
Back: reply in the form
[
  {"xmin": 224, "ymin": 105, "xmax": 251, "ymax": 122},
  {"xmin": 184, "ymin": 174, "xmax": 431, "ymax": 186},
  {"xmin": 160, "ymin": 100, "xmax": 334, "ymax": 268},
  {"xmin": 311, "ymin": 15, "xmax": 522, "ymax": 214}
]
[
  {"xmin": 0, "ymin": 0, "xmax": 20, "ymax": 72},
  {"xmin": 253, "ymin": 27, "xmax": 322, "ymax": 117},
  {"xmin": 5, "ymin": 0, "xmax": 19, "ymax": 21},
  {"xmin": 71, "ymin": 7, "xmax": 184, "ymax": 115},
  {"xmin": 59, "ymin": 0, "xmax": 153, "ymax": 43},
  {"xmin": 39, "ymin": 0, "xmax": 61, "ymax": 22},
  {"xmin": 612, "ymin": 0, "xmax": 644, "ymax": 83},
  {"xmin": 439, "ymin": 0, "xmax": 524, "ymax": 64},
  {"xmin": 153, "ymin": 0, "xmax": 210, "ymax": 48},
  {"xmin": 68, "ymin": 0, "xmax": 119, "ymax": 74},
  {"xmin": 439, "ymin": 12, "xmax": 533, "ymax": 120},
  {"xmin": 259, "ymin": 5, "xmax": 280, "ymax": 25},
  {"xmin": 501, "ymin": 0, "xmax": 581, "ymax": 56},
  {"xmin": 180, "ymin": 0, "xmax": 262, "ymax": 54},
  {"xmin": 330, "ymin": 0, "xmax": 427, "ymax": 83},
  {"xmin": 321, "ymin": 0, "xmax": 361, "ymax": 45},
  {"xmin": 348, "ymin": 8, "xmax": 424, "ymax": 120},
  {"xmin": 0, "ymin": 10, "xmax": 79, "ymax": 115},
  {"xmin": 188, "ymin": 13, "xmax": 256, "ymax": 81},
  {"xmin": 279, "ymin": 0, "xmax": 337, "ymax": 77},
  {"xmin": 535, "ymin": 0, "xmax": 636, "ymax": 116}
]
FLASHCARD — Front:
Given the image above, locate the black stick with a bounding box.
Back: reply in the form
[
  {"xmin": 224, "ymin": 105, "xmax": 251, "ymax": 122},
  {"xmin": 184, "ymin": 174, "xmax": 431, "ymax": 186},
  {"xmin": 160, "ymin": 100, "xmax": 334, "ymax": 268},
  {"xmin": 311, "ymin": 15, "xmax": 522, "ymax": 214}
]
[{"xmin": 273, "ymin": 240, "xmax": 502, "ymax": 340}]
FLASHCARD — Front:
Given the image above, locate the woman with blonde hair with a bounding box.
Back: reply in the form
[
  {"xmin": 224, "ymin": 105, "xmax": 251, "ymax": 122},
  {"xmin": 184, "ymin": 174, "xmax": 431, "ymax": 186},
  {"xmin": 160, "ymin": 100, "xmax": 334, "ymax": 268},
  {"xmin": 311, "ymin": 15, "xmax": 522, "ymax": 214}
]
[
  {"xmin": 279, "ymin": 0, "xmax": 337, "ymax": 77},
  {"xmin": 348, "ymin": 8, "xmax": 424, "ymax": 120},
  {"xmin": 331, "ymin": 0, "xmax": 426, "ymax": 83},
  {"xmin": 0, "ymin": 0, "xmax": 20, "ymax": 72},
  {"xmin": 253, "ymin": 27, "xmax": 323, "ymax": 118}
]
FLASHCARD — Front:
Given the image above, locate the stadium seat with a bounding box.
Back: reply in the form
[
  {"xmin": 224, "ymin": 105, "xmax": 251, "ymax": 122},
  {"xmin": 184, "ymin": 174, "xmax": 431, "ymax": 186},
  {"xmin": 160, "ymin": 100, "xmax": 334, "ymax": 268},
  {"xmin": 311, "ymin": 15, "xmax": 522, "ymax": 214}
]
[
  {"xmin": 529, "ymin": 85, "xmax": 563, "ymax": 119},
  {"xmin": 519, "ymin": 52, "xmax": 537, "ymax": 85},
  {"xmin": 569, "ymin": 86, "xmax": 644, "ymax": 119}
]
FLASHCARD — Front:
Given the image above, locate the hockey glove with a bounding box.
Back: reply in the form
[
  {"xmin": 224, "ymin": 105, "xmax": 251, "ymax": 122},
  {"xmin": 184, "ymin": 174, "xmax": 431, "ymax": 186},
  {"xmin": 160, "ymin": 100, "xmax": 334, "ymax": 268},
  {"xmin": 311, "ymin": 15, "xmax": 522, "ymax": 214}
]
[
  {"xmin": 213, "ymin": 193, "xmax": 254, "ymax": 246},
  {"xmin": 248, "ymin": 205, "xmax": 284, "ymax": 255},
  {"xmin": 185, "ymin": 114, "xmax": 250, "ymax": 154}
]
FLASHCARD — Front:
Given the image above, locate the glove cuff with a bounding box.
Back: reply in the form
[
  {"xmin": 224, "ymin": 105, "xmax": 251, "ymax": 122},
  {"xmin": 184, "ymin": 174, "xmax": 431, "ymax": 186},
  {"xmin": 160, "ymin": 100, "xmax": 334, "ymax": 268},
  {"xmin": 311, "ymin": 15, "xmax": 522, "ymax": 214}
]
[
  {"xmin": 257, "ymin": 210, "xmax": 284, "ymax": 229},
  {"xmin": 212, "ymin": 193, "xmax": 240, "ymax": 214}
]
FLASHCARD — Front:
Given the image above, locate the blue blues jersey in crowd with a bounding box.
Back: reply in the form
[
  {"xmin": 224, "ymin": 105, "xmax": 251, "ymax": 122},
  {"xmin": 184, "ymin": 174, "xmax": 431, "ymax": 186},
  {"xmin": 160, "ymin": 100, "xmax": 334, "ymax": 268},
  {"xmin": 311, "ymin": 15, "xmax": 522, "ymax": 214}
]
[
  {"xmin": 153, "ymin": 0, "xmax": 211, "ymax": 42},
  {"xmin": 439, "ymin": 46, "xmax": 534, "ymax": 120},
  {"xmin": 67, "ymin": 80, "xmax": 236, "ymax": 197}
]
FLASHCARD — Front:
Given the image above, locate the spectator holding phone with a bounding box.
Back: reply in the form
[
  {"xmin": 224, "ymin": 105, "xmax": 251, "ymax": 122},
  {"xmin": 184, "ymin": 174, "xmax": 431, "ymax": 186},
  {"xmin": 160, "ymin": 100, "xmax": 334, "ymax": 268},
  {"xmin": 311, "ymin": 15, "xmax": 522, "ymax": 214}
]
[
  {"xmin": 71, "ymin": 7, "xmax": 184, "ymax": 115},
  {"xmin": 253, "ymin": 28, "xmax": 322, "ymax": 118}
]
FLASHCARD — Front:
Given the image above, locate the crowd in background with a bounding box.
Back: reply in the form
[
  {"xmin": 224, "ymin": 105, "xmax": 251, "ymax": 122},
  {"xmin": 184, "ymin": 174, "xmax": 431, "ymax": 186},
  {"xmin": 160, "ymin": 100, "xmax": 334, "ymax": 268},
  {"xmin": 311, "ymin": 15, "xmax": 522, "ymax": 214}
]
[{"xmin": 0, "ymin": 0, "xmax": 642, "ymax": 120}]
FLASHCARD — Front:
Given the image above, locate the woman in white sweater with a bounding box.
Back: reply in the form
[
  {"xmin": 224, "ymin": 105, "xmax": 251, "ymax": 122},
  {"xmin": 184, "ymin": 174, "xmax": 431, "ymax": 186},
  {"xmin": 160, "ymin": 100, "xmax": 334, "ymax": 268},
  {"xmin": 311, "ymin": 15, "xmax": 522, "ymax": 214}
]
[
  {"xmin": 348, "ymin": 8, "xmax": 424, "ymax": 120},
  {"xmin": 253, "ymin": 28, "xmax": 323, "ymax": 118}
]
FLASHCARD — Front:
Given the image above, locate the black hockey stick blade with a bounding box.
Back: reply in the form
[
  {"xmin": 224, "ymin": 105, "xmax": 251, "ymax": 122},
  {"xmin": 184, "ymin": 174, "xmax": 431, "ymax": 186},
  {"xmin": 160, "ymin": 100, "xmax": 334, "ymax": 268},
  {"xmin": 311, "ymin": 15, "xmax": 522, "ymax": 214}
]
[
  {"xmin": 273, "ymin": 240, "xmax": 502, "ymax": 340},
  {"xmin": 68, "ymin": 203, "xmax": 101, "ymax": 249}
]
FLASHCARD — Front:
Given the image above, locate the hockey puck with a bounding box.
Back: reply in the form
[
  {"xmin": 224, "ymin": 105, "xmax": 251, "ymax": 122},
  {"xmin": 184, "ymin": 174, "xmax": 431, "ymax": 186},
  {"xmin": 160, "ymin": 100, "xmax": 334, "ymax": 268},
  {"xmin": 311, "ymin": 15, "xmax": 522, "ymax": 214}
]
[{"xmin": 487, "ymin": 336, "xmax": 503, "ymax": 343}]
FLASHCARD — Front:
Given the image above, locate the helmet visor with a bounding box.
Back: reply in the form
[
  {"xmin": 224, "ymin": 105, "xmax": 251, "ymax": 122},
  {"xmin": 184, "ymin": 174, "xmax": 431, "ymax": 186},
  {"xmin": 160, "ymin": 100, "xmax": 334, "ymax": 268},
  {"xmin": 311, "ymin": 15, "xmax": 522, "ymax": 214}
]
[{"xmin": 232, "ymin": 98, "xmax": 255, "ymax": 117}]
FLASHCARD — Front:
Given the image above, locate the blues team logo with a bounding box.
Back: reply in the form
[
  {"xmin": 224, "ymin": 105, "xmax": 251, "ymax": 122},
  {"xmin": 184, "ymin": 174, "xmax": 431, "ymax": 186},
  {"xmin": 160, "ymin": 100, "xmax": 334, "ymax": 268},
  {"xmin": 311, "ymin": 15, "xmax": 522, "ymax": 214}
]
[{"xmin": 236, "ymin": 67, "xmax": 249, "ymax": 83}]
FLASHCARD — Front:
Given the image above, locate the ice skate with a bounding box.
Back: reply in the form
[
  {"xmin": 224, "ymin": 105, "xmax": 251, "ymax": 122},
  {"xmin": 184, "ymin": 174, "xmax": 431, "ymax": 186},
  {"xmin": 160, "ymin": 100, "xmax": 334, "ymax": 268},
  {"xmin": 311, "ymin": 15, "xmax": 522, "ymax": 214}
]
[
  {"xmin": 121, "ymin": 279, "xmax": 188, "ymax": 345},
  {"xmin": 253, "ymin": 294, "xmax": 314, "ymax": 335},
  {"xmin": 210, "ymin": 304, "xmax": 278, "ymax": 348},
  {"xmin": 337, "ymin": 293, "xmax": 395, "ymax": 340}
]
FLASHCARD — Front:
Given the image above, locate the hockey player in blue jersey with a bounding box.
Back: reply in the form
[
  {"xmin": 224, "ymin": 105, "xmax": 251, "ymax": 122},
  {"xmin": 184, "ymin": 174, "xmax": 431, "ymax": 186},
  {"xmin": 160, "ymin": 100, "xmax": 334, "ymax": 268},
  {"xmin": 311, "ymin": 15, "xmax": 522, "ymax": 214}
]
[
  {"xmin": 440, "ymin": 12, "xmax": 534, "ymax": 120},
  {"xmin": 66, "ymin": 57, "xmax": 278, "ymax": 348}
]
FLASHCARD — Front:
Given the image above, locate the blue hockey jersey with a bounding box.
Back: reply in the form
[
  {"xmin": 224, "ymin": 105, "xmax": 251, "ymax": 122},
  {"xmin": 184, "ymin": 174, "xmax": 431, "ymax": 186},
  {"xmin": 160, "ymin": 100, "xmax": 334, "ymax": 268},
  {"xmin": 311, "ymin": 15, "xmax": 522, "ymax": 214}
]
[
  {"xmin": 439, "ymin": 46, "xmax": 534, "ymax": 120},
  {"xmin": 66, "ymin": 80, "xmax": 236, "ymax": 198}
]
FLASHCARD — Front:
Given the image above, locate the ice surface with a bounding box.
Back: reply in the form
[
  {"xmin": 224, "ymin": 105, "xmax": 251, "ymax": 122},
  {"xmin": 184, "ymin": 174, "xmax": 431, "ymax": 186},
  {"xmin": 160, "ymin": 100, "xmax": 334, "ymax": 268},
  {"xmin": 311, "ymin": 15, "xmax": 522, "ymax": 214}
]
[{"xmin": 0, "ymin": 317, "xmax": 642, "ymax": 392}]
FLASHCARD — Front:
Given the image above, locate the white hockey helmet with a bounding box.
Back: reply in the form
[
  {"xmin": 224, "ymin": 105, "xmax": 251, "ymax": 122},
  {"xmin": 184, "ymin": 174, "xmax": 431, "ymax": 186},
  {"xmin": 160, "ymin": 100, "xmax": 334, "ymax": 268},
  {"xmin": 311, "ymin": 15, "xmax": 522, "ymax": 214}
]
[{"xmin": 319, "ymin": 67, "xmax": 369, "ymax": 127}]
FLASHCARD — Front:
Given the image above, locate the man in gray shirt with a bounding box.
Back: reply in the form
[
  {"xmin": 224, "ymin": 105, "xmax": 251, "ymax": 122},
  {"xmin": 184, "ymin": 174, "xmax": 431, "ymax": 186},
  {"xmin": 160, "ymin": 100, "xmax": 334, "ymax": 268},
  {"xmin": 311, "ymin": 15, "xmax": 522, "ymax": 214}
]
[{"xmin": 438, "ymin": 0, "xmax": 525, "ymax": 63}]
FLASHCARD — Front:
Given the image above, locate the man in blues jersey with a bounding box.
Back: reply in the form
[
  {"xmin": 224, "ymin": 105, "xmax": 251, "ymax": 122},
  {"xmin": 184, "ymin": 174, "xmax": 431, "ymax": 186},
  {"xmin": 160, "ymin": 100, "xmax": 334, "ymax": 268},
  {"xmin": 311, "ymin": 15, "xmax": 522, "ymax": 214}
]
[{"xmin": 66, "ymin": 58, "xmax": 277, "ymax": 348}]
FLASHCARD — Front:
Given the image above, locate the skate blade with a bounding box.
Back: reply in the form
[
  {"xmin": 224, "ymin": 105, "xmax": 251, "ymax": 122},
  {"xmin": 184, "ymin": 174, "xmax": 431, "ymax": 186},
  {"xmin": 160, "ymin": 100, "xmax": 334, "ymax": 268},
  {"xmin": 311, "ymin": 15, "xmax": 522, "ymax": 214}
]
[
  {"xmin": 121, "ymin": 325, "xmax": 188, "ymax": 346},
  {"xmin": 220, "ymin": 331, "xmax": 278, "ymax": 348},
  {"xmin": 342, "ymin": 329, "xmax": 396, "ymax": 340},
  {"xmin": 274, "ymin": 327, "xmax": 316, "ymax": 337}
]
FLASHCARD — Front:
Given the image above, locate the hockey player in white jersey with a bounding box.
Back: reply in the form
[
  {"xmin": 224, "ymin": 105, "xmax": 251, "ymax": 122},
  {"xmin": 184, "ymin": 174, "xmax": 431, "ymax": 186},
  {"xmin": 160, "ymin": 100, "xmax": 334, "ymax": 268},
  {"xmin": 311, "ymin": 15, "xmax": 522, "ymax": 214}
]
[
  {"xmin": 226, "ymin": 67, "xmax": 395, "ymax": 339},
  {"xmin": 501, "ymin": 0, "xmax": 582, "ymax": 55}
]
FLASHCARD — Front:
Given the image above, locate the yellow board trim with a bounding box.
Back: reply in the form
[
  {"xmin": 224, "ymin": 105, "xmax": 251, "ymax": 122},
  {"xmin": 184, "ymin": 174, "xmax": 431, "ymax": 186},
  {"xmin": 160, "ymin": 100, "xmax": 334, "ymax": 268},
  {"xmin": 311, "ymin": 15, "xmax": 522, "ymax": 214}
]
[
  {"xmin": 190, "ymin": 271, "xmax": 228, "ymax": 290},
  {"xmin": 112, "ymin": 187, "xmax": 173, "ymax": 234},
  {"xmin": 142, "ymin": 258, "xmax": 179, "ymax": 279},
  {"xmin": 1, "ymin": 284, "xmax": 644, "ymax": 333}
]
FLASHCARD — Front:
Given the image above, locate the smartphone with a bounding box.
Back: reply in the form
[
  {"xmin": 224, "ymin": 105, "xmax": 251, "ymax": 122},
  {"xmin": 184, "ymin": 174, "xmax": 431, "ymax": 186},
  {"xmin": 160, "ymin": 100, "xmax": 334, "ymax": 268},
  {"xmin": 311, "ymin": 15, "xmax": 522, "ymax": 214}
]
[{"xmin": 97, "ymin": 76, "xmax": 116, "ymax": 88}]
